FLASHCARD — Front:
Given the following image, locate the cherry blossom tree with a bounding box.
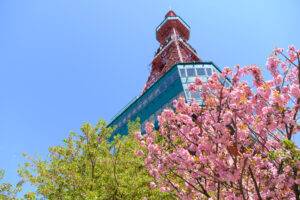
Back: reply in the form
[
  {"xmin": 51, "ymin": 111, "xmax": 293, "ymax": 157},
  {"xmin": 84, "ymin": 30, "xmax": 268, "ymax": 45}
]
[{"xmin": 137, "ymin": 46, "xmax": 300, "ymax": 199}]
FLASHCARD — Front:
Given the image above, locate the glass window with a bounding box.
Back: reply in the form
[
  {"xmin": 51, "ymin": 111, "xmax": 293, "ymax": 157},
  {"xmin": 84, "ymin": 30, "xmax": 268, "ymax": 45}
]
[
  {"xmin": 151, "ymin": 92, "xmax": 156, "ymax": 100},
  {"xmin": 141, "ymin": 122, "xmax": 146, "ymax": 133},
  {"xmin": 219, "ymin": 77, "xmax": 225, "ymax": 84},
  {"xmin": 154, "ymin": 88, "xmax": 160, "ymax": 96},
  {"xmin": 154, "ymin": 119, "xmax": 159, "ymax": 129},
  {"xmin": 142, "ymin": 99, "xmax": 147, "ymax": 107},
  {"xmin": 191, "ymin": 92, "xmax": 201, "ymax": 99},
  {"xmin": 160, "ymin": 83, "xmax": 166, "ymax": 91},
  {"xmin": 185, "ymin": 89, "xmax": 190, "ymax": 98},
  {"xmin": 166, "ymin": 77, "xmax": 171, "ymax": 85},
  {"xmin": 187, "ymin": 68, "xmax": 196, "ymax": 77},
  {"xmin": 196, "ymin": 68, "xmax": 206, "ymax": 76},
  {"xmin": 206, "ymin": 68, "xmax": 212, "ymax": 76},
  {"xmin": 180, "ymin": 69, "xmax": 186, "ymax": 77},
  {"xmin": 138, "ymin": 104, "xmax": 142, "ymax": 110},
  {"xmin": 224, "ymin": 81, "xmax": 230, "ymax": 87}
]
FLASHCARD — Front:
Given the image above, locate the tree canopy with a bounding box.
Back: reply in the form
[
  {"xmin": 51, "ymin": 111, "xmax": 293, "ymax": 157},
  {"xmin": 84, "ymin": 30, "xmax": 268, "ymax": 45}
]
[
  {"xmin": 17, "ymin": 120, "xmax": 174, "ymax": 200},
  {"xmin": 0, "ymin": 169, "xmax": 23, "ymax": 200},
  {"xmin": 138, "ymin": 46, "xmax": 300, "ymax": 199}
]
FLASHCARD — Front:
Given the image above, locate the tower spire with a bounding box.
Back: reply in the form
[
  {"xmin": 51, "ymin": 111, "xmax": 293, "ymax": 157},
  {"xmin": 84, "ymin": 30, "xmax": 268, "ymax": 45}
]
[{"xmin": 144, "ymin": 11, "xmax": 201, "ymax": 91}]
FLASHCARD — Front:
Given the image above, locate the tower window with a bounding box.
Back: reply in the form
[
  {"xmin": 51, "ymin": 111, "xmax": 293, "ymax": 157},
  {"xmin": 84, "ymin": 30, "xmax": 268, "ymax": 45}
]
[
  {"xmin": 224, "ymin": 81, "xmax": 230, "ymax": 87},
  {"xmin": 191, "ymin": 91, "xmax": 201, "ymax": 99},
  {"xmin": 187, "ymin": 68, "xmax": 196, "ymax": 77},
  {"xmin": 185, "ymin": 89, "xmax": 190, "ymax": 98},
  {"xmin": 206, "ymin": 68, "xmax": 212, "ymax": 76},
  {"xmin": 180, "ymin": 69, "xmax": 186, "ymax": 77},
  {"xmin": 219, "ymin": 77, "xmax": 225, "ymax": 85},
  {"xmin": 196, "ymin": 68, "xmax": 206, "ymax": 76}
]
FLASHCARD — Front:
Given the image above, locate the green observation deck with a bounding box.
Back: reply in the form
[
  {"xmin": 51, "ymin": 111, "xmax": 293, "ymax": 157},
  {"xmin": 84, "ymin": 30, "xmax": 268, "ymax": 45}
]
[{"xmin": 108, "ymin": 62, "xmax": 229, "ymax": 135}]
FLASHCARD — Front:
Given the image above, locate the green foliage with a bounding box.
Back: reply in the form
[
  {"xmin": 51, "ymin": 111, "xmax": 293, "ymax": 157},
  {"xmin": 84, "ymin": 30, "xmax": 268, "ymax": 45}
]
[
  {"xmin": 281, "ymin": 139, "xmax": 300, "ymax": 167},
  {"xmin": 18, "ymin": 119, "xmax": 174, "ymax": 200},
  {"xmin": 282, "ymin": 139, "xmax": 296, "ymax": 150},
  {"xmin": 268, "ymin": 150, "xmax": 278, "ymax": 160},
  {"xmin": 0, "ymin": 169, "xmax": 23, "ymax": 200},
  {"xmin": 268, "ymin": 139, "xmax": 300, "ymax": 176}
]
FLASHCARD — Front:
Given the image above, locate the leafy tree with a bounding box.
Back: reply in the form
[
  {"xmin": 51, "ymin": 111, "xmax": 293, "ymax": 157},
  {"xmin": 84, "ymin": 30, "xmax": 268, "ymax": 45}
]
[
  {"xmin": 0, "ymin": 169, "xmax": 22, "ymax": 200},
  {"xmin": 139, "ymin": 46, "xmax": 300, "ymax": 199},
  {"xmin": 19, "ymin": 120, "xmax": 174, "ymax": 200}
]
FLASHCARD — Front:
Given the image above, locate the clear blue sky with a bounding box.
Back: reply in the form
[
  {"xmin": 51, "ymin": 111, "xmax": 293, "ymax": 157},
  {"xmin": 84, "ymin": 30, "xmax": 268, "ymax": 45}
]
[{"xmin": 1, "ymin": 0, "xmax": 300, "ymax": 189}]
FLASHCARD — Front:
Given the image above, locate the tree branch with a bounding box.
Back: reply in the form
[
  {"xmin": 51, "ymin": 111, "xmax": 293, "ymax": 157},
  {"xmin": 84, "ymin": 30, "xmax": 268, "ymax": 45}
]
[{"xmin": 248, "ymin": 166, "xmax": 263, "ymax": 200}]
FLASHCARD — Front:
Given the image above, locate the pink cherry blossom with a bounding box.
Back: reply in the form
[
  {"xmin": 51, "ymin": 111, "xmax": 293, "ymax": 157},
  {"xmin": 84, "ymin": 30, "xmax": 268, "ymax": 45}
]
[
  {"xmin": 135, "ymin": 150, "xmax": 144, "ymax": 157},
  {"xmin": 195, "ymin": 77, "xmax": 202, "ymax": 85},
  {"xmin": 137, "ymin": 46, "xmax": 300, "ymax": 199},
  {"xmin": 149, "ymin": 181, "xmax": 157, "ymax": 189},
  {"xmin": 290, "ymin": 83, "xmax": 300, "ymax": 98}
]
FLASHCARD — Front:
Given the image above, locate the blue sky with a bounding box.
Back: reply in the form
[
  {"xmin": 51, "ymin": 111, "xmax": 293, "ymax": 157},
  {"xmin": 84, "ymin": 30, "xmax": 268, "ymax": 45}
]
[{"xmin": 1, "ymin": 0, "xmax": 300, "ymax": 189}]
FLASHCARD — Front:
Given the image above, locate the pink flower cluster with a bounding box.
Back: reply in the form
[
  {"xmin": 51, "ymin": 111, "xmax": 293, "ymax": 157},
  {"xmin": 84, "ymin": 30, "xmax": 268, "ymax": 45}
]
[{"xmin": 138, "ymin": 47, "xmax": 300, "ymax": 199}]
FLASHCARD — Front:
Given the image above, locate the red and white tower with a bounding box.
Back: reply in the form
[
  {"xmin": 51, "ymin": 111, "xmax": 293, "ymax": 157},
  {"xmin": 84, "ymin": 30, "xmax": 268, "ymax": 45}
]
[{"xmin": 144, "ymin": 10, "xmax": 201, "ymax": 91}]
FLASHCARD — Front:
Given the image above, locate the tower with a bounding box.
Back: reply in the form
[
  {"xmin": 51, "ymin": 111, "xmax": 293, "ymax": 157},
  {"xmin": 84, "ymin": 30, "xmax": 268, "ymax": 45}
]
[
  {"xmin": 108, "ymin": 11, "xmax": 228, "ymax": 135},
  {"xmin": 144, "ymin": 10, "xmax": 201, "ymax": 91}
]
